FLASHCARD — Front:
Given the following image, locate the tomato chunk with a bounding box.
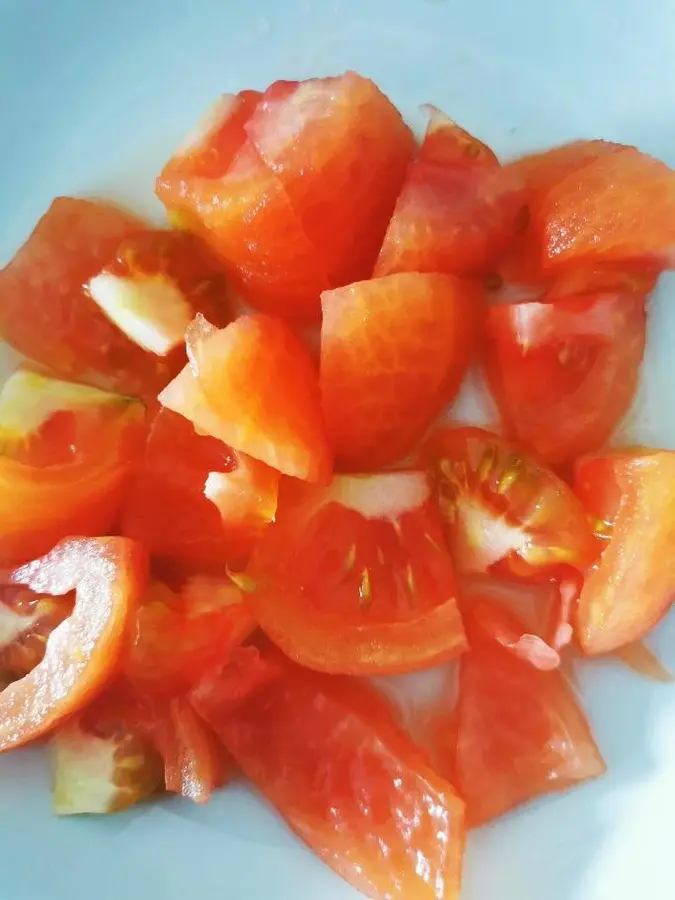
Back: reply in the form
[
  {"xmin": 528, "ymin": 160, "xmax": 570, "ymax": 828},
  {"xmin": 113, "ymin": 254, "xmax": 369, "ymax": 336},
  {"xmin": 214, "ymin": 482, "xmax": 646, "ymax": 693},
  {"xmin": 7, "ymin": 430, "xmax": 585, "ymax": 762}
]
[
  {"xmin": 484, "ymin": 293, "xmax": 646, "ymax": 465},
  {"xmin": 245, "ymin": 472, "xmax": 466, "ymax": 675},
  {"xmin": 320, "ymin": 273, "xmax": 485, "ymax": 471},
  {"xmin": 0, "ymin": 585, "xmax": 73, "ymax": 675},
  {"xmin": 0, "ymin": 537, "xmax": 147, "ymax": 752},
  {"xmin": 573, "ymin": 450, "xmax": 675, "ymax": 654},
  {"xmin": 122, "ymin": 408, "xmax": 279, "ymax": 566},
  {"xmin": 245, "ymin": 72, "xmax": 414, "ymax": 287},
  {"xmin": 443, "ymin": 598, "xmax": 605, "ymax": 826},
  {"xmin": 160, "ymin": 314, "xmax": 331, "ymax": 483},
  {"xmin": 193, "ymin": 650, "xmax": 466, "ymax": 900},
  {"xmin": 419, "ymin": 105, "xmax": 499, "ymax": 169},
  {"xmin": 0, "ymin": 370, "xmax": 145, "ymax": 565}
]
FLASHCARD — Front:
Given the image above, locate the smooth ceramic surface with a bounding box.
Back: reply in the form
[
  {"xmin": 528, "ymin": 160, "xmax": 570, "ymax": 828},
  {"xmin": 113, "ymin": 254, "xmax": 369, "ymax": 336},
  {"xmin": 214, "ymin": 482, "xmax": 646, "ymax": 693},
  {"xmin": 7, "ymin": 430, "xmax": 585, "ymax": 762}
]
[{"xmin": 2, "ymin": 1, "xmax": 675, "ymax": 898}]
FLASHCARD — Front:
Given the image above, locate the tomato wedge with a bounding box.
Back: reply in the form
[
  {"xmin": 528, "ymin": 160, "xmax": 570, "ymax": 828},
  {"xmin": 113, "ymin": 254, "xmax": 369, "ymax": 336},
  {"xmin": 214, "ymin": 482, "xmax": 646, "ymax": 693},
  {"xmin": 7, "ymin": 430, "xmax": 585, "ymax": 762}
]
[
  {"xmin": 245, "ymin": 472, "xmax": 466, "ymax": 675},
  {"xmin": 573, "ymin": 450, "xmax": 675, "ymax": 654},
  {"xmin": 484, "ymin": 292, "xmax": 646, "ymax": 465},
  {"xmin": 122, "ymin": 408, "xmax": 279, "ymax": 566},
  {"xmin": 0, "ymin": 370, "xmax": 145, "ymax": 566},
  {"xmin": 125, "ymin": 576, "xmax": 254, "ymax": 696},
  {"xmin": 0, "ymin": 537, "xmax": 147, "ymax": 752},
  {"xmin": 0, "ymin": 585, "xmax": 73, "ymax": 675},
  {"xmin": 193, "ymin": 650, "xmax": 466, "ymax": 900},
  {"xmin": 440, "ymin": 598, "xmax": 605, "ymax": 826},
  {"xmin": 419, "ymin": 104, "xmax": 499, "ymax": 169},
  {"xmin": 160, "ymin": 314, "xmax": 332, "ymax": 483},
  {"xmin": 320, "ymin": 273, "xmax": 485, "ymax": 471}
]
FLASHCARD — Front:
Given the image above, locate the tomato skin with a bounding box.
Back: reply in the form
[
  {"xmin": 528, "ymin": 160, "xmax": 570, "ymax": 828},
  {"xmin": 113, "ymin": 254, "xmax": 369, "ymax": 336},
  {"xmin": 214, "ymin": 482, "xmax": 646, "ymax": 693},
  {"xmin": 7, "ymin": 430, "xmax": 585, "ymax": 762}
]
[
  {"xmin": 320, "ymin": 273, "xmax": 485, "ymax": 471},
  {"xmin": 374, "ymin": 159, "xmax": 526, "ymax": 278},
  {"xmin": 484, "ymin": 292, "xmax": 646, "ymax": 466},
  {"xmin": 121, "ymin": 408, "xmax": 279, "ymax": 566},
  {"xmin": 194, "ymin": 650, "xmax": 466, "ymax": 900},
  {"xmin": 573, "ymin": 450, "xmax": 675, "ymax": 655},
  {"xmin": 419, "ymin": 105, "xmax": 499, "ymax": 169},
  {"xmin": 246, "ymin": 472, "xmax": 466, "ymax": 675},
  {"xmin": 245, "ymin": 72, "xmax": 414, "ymax": 288},
  {"xmin": 443, "ymin": 598, "xmax": 605, "ymax": 826},
  {"xmin": 159, "ymin": 314, "xmax": 332, "ymax": 483},
  {"xmin": 0, "ymin": 537, "xmax": 147, "ymax": 752}
]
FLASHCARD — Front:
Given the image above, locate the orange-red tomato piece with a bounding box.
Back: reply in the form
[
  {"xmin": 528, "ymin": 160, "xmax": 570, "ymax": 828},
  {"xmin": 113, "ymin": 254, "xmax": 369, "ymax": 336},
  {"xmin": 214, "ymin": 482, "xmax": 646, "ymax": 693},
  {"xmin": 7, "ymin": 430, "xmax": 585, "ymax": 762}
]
[
  {"xmin": 159, "ymin": 314, "xmax": 332, "ymax": 483},
  {"xmin": 193, "ymin": 650, "xmax": 466, "ymax": 900},
  {"xmin": 444, "ymin": 598, "xmax": 605, "ymax": 826},
  {"xmin": 419, "ymin": 105, "xmax": 499, "ymax": 169},
  {"xmin": 320, "ymin": 273, "xmax": 485, "ymax": 471},
  {"xmin": 245, "ymin": 472, "xmax": 467, "ymax": 675},
  {"xmin": 484, "ymin": 292, "xmax": 646, "ymax": 465},
  {"xmin": 0, "ymin": 537, "xmax": 147, "ymax": 752},
  {"xmin": 121, "ymin": 408, "xmax": 279, "ymax": 566},
  {"xmin": 0, "ymin": 585, "xmax": 74, "ymax": 676},
  {"xmin": 245, "ymin": 72, "xmax": 414, "ymax": 287},
  {"xmin": 573, "ymin": 450, "xmax": 675, "ymax": 654}
]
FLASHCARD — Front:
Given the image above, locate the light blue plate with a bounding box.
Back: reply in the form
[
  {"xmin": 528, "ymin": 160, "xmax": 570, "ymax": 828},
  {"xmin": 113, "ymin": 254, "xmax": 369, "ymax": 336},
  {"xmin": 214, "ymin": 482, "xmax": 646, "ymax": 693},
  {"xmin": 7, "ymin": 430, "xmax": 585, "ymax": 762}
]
[{"xmin": 2, "ymin": 1, "xmax": 675, "ymax": 898}]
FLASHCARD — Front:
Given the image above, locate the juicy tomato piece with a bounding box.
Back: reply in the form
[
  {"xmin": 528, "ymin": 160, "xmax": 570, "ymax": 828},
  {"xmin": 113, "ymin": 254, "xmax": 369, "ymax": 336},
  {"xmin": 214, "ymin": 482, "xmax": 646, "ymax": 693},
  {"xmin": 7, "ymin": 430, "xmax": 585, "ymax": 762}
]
[
  {"xmin": 245, "ymin": 72, "xmax": 414, "ymax": 287},
  {"xmin": 484, "ymin": 293, "xmax": 646, "ymax": 465},
  {"xmin": 442, "ymin": 598, "xmax": 605, "ymax": 826},
  {"xmin": 87, "ymin": 229, "xmax": 231, "ymax": 357},
  {"xmin": 245, "ymin": 471, "xmax": 466, "ymax": 675},
  {"xmin": 150, "ymin": 694, "xmax": 230, "ymax": 804},
  {"xmin": 0, "ymin": 370, "xmax": 145, "ymax": 565},
  {"xmin": 423, "ymin": 426, "xmax": 595, "ymax": 581},
  {"xmin": 193, "ymin": 649, "xmax": 466, "ymax": 900},
  {"xmin": 189, "ymin": 644, "xmax": 283, "ymax": 716},
  {"xmin": 419, "ymin": 104, "xmax": 499, "ymax": 168},
  {"xmin": 536, "ymin": 147, "xmax": 675, "ymax": 270},
  {"xmin": 573, "ymin": 450, "xmax": 675, "ymax": 654},
  {"xmin": 122, "ymin": 408, "xmax": 279, "ymax": 566},
  {"xmin": 0, "ymin": 585, "xmax": 73, "ymax": 675},
  {"xmin": 373, "ymin": 159, "xmax": 525, "ymax": 278},
  {"xmin": 125, "ymin": 576, "xmax": 254, "ymax": 696},
  {"xmin": 51, "ymin": 686, "xmax": 163, "ymax": 815},
  {"xmin": 321, "ymin": 273, "xmax": 484, "ymax": 471},
  {"xmin": 160, "ymin": 314, "xmax": 331, "ymax": 483},
  {"xmin": 0, "ymin": 537, "xmax": 147, "ymax": 752}
]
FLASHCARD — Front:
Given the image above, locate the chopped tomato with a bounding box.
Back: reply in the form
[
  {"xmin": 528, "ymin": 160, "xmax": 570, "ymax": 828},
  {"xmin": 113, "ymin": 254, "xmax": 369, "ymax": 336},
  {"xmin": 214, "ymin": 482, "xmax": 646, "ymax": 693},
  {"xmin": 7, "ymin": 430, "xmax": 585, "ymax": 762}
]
[
  {"xmin": 122, "ymin": 408, "xmax": 279, "ymax": 566},
  {"xmin": 0, "ymin": 585, "xmax": 73, "ymax": 675},
  {"xmin": 193, "ymin": 649, "xmax": 466, "ymax": 900},
  {"xmin": 0, "ymin": 537, "xmax": 147, "ymax": 752},
  {"xmin": 422, "ymin": 426, "xmax": 595, "ymax": 582},
  {"xmin": 245, "ymin": 471, "xmax": 466, "ymax": 675},
  {"xmin": 51, "ymin": 685, "xmax": 163, "ymax": 814},
  {"xmin": 160, "ymin": 314, "xmax": 332, "ymax": 483},
  {"xmin": 189, "ymin": 644, "xmax": 284, "ymax": 716},
  {"xmin": 419, "ymin": 104, "xmax": 499, "ymax": 168},
  {"xmin": 442, "ymin": 598, "xmax": 605, "ymax": 826},
  {"xmin": 536, "ymin": 147, "xmax": 675, "ymax": 270},
  {"xmin": 484, "ymin": 292, "xmax": 646, "ymax": 465},
  {"xmin": 150, "ymin": 695, "xmax": 230, "ymax": 804},
  {"xmin": 0, "ymin": 370, "xmax": 145, "ymax": 565},
  {"xmin": 125, "ymin": 576, "xmax": 254, "ymax": 695},
  {"xmin": 320, "ymin": 273, "xmax": 485, "ymax": 471},
  {"xmin": 245, "ymin": 72, "xmax": 414, "ymax": 287},
  {"xmin": 373, "ymin": 158, "xmax": 525, "ymax": 278},
  {"xmin": 573, "ymin": 450, "xmax": 675, "ymax": 654}
]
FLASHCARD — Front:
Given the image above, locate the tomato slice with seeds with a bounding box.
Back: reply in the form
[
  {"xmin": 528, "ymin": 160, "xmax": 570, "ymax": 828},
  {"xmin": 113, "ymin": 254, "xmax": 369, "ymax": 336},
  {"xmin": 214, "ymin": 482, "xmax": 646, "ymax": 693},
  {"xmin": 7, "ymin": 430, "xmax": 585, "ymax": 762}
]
[
  {"xmin": 0, "ymin": 537, "xmax": 147, "ymax": 752},
  {"xmin": 245, "ymin": 471, "xmax": 466, "ymax": 675},
  {"xmin": 122, "ymin": 408, "xmax": 279, "ymax": 567},
  {"xmin": 320, "ymin": 272, "xmax": 485, "ymax": 471},
  {"xmin": 125, "ymin": 576, "xmax": 255, "ymax": 696},
  {"xmin": 484, "ymin": 292, "xmax": 646, "ymax": 466},
  {"xmin": 419, "ymin": 104, "xmax": 499, "ymax": 169},
  {"xmin": 0, "ymin": 370, "xmax": 145, "ymax": 566},
  {"xmin": 573, "ymin": 449, "xmax": 675, "ymax": 655},
  {"xmin": 193, "ymin": 648, "xmax": 466, "ymax": 900},
  {"xmin": 0, "ymin": 585, "xmax": 73, "ymax": 676},
  {"xmin": 441, "ymin": 598, "xmax": 605, "ymax": 826}
]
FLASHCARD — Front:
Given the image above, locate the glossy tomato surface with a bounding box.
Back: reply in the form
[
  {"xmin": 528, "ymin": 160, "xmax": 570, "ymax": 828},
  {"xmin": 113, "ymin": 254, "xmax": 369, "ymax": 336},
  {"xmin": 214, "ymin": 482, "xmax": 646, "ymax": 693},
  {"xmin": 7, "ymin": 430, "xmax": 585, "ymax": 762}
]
[
  {"xmin": 320, "ymin": 272, "xmax": 485, "ymax": 471},
  {"xmin": 246, "ymin": 471, "xmax": 466, "ymax": 674},
  {"xmin": 419, "ymin": 105, "xmax": 499, "ymax": 169},
  {"xmin": 194, "ymin": 650, "xmax": 466, "ymax": 900}
]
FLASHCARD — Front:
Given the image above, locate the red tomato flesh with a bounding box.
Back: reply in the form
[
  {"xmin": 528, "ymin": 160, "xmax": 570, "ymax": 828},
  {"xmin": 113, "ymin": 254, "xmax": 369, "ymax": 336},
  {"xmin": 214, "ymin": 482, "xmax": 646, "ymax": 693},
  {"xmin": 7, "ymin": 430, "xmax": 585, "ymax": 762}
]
[
  {"xmin": 419, "ymin": 105, "xmax": 499, "ymax": 169},
  {"xmin": 320, "ymin": 272, "xmax": 485, "ymax": 471},
  {"xmin": 193, "ymin": 650, "xmax": 466, "ymax": 900},
  {"xmin": 0, "ymin": 585, "xmax": 73, "ymax": 676},
  {"xmin": 245, "ymin": 472, "xmax": 466, "ymax": 675}
]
